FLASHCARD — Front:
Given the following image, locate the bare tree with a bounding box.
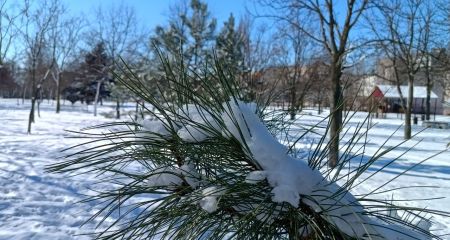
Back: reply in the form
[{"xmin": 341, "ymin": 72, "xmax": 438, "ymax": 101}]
[
  {"xmin": 48, "ymin": 10, "xmax": 84, "ymax": 114},
  {"xmin": 257, "ymin": 0, "xmax": 369, "ymax": 167},
  {"xmin": 424, "ymin": 0, "xmax": 450, "ymax": 118},
  {"xmin": 238, "ymin": 16, "xmax": 277, "ymax": 101},
  {"xmin": 369, "ymin": 0, "xmax": 431, "ymax": 139},
  {"xmin": 0, "ymin": 0, "xmax": 22, "ymax": 65},
  {"xmin": 307, "ymin": 58, "xmax": 330, "ymax": 114},
  {"xmin": 19, "ymin": 0, "xmax": 60, "ymax": 134},
  {"xmin": 88, "ymin": 2, "xmax": 142, "ymax": 119},
  {"xmin": 0, "ymin": 1, "xmax": 24, "ymax": 99},
  {"xmin": 420, "ymin": 2, "xmax": 443, "ymax": 121},
  {"xmin": 272, "ymin": 13, "xmax": 316, "ymax": 119}
]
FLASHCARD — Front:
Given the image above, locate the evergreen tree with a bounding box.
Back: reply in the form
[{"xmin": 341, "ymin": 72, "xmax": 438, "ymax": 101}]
[
  {"xmin": 88, "ymin": 2, "xmax": 143, "ymax": 119},
  {"xmin": 86, "ymin": 42, "xmax": 110, "ymax": 114},
  {"xmin": 216, "ymin": 14, "xmax": 244, "ymax": 78},
  {"xmin": 65, "ymin": 43, "xmax": 110, "ymax": 107},
  {"xmin": 84, "ymin": 42, "xmax": 109, "ymax": 77},
  {"xmin": 152, "ymin": 0, "xmax": 216, "ymax": 81},
  {"xmin": 153, "ymin": 23, "xmax": 188, "ymax": 64},
  {"xmin": 182, "ymin": 0, "xmax": 216, "ymax": 72}
]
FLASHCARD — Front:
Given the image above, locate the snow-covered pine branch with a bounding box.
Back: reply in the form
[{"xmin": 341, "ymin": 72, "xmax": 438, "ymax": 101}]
[{"xmin": 140, "ymin": 99, "xmax": 432, "ymax": 239}]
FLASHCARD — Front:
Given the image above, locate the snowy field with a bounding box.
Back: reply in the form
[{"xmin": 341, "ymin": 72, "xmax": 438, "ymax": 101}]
[
  {"xmin": 0, "ymin": 99, "xmax": 128, "ymax": 240},
  {"xmin": 0, "ymin": 98, "xmax": 449, "ymax": 239}
]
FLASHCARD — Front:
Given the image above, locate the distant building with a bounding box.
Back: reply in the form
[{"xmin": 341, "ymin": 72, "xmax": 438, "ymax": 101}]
[
  {"xmin": 359, "ymin": 49, "xmax": 450, "ymax": 115},
  {"xmin": 370, "ymin": 85, "xmax": 441, "ymax": 115}
]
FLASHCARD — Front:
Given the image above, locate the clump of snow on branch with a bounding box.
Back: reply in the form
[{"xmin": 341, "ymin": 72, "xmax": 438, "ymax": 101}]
[
  {"xmin": 141, "ymin": 119, "xmax": 172, "ymax": 136},
  {"xmin": 145, "ymin": 162, "xmax": 201, "ymax": 189},
  {"xmin": 199, "ymin": 186, "xmax": 225, "ymax": 213},
  {"xmin": 136, "ymin": 118, "xmax": 174, "ymax": 142},
  {"xmin": 145, "ymin": 167, "xmax": 183, "ymax": 187},
  {"xmin": 180, "ymin": 160, "xmax": 200, "ymax": 188},
  {"xmin": 176, "ymin": 104, "xmax": 220, "ymax": 142},
  {"xmin": 245, "ymin": 171, "xmax": 267, "ymax": 184}
]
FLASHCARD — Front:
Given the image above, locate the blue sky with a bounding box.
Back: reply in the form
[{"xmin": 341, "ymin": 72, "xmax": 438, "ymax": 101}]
[{"xmin": 62, "ymin": 0, "xmax": 248, "ymax": 31}]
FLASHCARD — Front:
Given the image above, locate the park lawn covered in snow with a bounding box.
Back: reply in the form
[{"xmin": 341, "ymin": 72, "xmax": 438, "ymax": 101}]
[
  {"xmin": 0, "ymin": 98, "xmax": 449, "ymax": 239},
  {"xmin": 0, "ymin": 99, "xmax": 130, "ymax": 240}
]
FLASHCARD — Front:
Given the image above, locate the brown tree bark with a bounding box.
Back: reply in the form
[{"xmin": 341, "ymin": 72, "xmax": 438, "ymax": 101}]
[
  {"xmin": 328, "ymin": 62, "xmax": 343, "ymax": 167},
  {"xmin": 116, "ymin": 98, "xmax": 120, "ymax": 119},
  {"xmin": 56, "ymin": 72, "xmax": 61, "ymax": 113},
  {"xmin": 425, "ymin": 83, "xmax": 432, "ymax": 120},
  {"xmin": 404, "ymin": 76, "xmax": 414, "ymax": 139},
  {"xmin": 93, "ymin": 80, "xmax": 102, "ymax": 117},
  {"xmin": 27, "ymin": 66, "xmax": 37, "ymax": 134}
]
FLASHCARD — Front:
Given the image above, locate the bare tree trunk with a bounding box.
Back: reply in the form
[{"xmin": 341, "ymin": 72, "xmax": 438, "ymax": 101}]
[
  {"xmin": 134, "ymin": 100, "xmax": 139, "ymax": 131},
  {"xmin": 135, "ymin": 100, "xmax": 139, "ymax": 121},
  {"xmin": 27, "ymin": 66, "xmax": 37, "ymax": 134},
  {"xmin": 37, "ymin": 88, "xmax": 41, "ymax": 118},
  {"xmin": 93, "ymin": 80, "xmax": 101, "ymax": 116},
  {"xmin": 405, "ymin": 77, "xmax": 414, "ymax": 139},
  {"xmin": 318, "ymin": 101, "xmax": 322, "ymax": 114},
  {"xmin": 116, "ymin": 98, "xmax": 120, "ymax": 119},
  {"xmin": 143, "ymin": 102, "xmax": 147, "ymax": 119},
  {"xmin": 56, "ymin": 72, "xmax": 61, "ymax": 113},
  {"xmin": 317, "ymin": 88, "xmax": 322, "ymax": 114},
  {"xmin": 426, "ymin": 84, "xmax": 431, "ymax": 121},
  {"xmin": 328, "ymin": 64, "xmax": 343, "ymax": 168},
  {"xmin": 22, "ymin": 85, "xmax": 27, "ymax": 104},
  {"xmin": 425, "ymin": 72, "xmax": 432, "ymax": 121},
  {"xmin": 289, "ymin": 84, "xmax": 297, "ymax": 120},
  {"xmin": 27, "ymin": 99, "xmax": 36, "ymax": 134}
]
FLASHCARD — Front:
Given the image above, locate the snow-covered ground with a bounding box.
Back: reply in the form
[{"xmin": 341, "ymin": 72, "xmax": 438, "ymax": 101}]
[
  {"xmin": 0, "ymin": 98, "xmax": 449, "ymax": 239},
  {"xmin": 0, "ymin": 99, "xmax": 130, "ymax": 239}
]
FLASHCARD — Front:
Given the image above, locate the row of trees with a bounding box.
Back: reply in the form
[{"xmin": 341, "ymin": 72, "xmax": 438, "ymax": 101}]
[
  {"xmin": 1, "ymin": 0, "xmax": 267, "ymax": 133},
  {"xmin": 257, "ymin": 0, "xmax": 450, "ymax": 166},
  {"xmin": 368, "ymin": 0, "xmax": 450, "ymax": 139}
]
